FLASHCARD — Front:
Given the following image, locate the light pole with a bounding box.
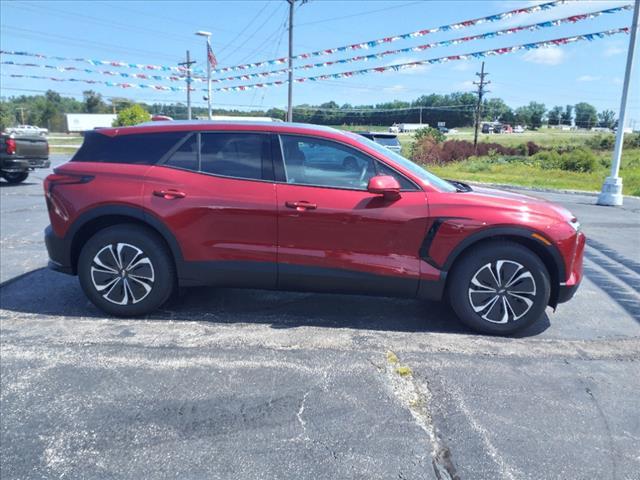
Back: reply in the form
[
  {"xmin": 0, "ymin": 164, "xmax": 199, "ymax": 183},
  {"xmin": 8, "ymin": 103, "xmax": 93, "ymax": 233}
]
[
  {"xmin": 597, "ymin": 0, "xmax": 639, "ymax": 206},
  {"xmin": 196, "ymin": 30, "xmax": 212, "ymax": 120}
]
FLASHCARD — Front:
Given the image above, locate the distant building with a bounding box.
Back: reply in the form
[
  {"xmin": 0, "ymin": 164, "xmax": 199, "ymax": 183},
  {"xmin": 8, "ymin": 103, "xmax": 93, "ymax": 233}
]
[{"xmin": 66, "ymin": 114, "xmax": 117, "ymax": 133}]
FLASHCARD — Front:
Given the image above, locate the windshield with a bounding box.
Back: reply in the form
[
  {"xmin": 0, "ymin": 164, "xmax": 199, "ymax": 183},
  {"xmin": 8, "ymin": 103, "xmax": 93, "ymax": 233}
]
[
  {"xmin": 373, "ymin": 136, "xmax": 400, "ymax": 147},
  {"xmin": 352, "ymin": 134, "xmax": 457, "ymax": 192}
]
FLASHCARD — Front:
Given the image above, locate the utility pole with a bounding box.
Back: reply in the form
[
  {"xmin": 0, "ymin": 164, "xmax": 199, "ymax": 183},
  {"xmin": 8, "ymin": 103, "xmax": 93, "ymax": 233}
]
[
  {"xmin": 287, "ymin": 0, "xmax": 294, "ymax": 122},
  {"xmin": 473, "ymin": 61, "xmax": 490, "ymax": 150},
  {"xmin": 18, "ymin": 107, "xmax": 25, "ymax": 124},
  {"xmin": 419, "ymin": 106, "xmax": 423, "ymax": 125},
  {"xmin": 179, "ymin": 50, "xmax": 196, "ymax": 120},
  {"xmin": 597, "ymin": 0, "xmax": 639, "ymax": 206}
]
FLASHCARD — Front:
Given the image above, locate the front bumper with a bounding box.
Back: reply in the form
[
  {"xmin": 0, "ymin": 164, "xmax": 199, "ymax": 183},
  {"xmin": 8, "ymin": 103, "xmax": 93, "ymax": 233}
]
[
  {"xmin": 557, "ymin": 281, "xmax": 581, "ymax": 303},
  {"xmin": 44, "ymin": 225, "xmax": 74, "ymax": 275}
]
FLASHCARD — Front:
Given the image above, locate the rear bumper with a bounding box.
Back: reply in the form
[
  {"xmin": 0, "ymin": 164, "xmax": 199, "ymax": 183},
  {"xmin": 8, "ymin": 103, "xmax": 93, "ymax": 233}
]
[
  {"xmin": 1, "ymin": 158, "xmax": 29, "ymax": 172},
  {"xmin": 45, "ymin": 225, "xmax": 74, "ymax": 275},
  {"xmin": 26, "ymin": 157, "xmax": 51, "ymax": 169}
]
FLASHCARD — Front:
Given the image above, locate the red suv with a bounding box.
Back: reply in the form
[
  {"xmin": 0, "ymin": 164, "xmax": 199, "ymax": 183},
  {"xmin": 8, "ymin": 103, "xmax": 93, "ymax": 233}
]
[{"xmin": 44, "ymin": 121, "xmax": 584, "ymax": 335}]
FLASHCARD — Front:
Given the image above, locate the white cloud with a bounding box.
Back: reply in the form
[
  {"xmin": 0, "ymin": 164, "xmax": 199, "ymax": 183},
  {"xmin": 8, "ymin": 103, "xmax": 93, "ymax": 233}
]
[
  {"xmin": 383, "ymin": 84, "xmax": 407, "ymax": 93},
  {"xmin": 454, "ymin": 80, "xmax": 475, "ymax": 91},
  {"xmin": 577, "ymin": 75, "xmax": 601, "ymax": 82},
  {"xmin": 453, "ymin": 62, "xmax": 472, "ymax": 72},
  {"xmin": 522, "ymin": 47, "xmax": 566, "ymax": 65},
  {"xmin": 604, "ymin": 45, "xmax": 626, "ymax": 57}
]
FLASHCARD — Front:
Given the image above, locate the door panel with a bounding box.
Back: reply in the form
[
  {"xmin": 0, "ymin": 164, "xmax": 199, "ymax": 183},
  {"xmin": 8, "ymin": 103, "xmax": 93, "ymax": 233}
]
[
  {"xmin": 276, "ymin": 183, "xmax": 429, "ymax": 296},
  {"xmin": 144, "ymin": 166, "xmax": 278, "ymax": 288}
]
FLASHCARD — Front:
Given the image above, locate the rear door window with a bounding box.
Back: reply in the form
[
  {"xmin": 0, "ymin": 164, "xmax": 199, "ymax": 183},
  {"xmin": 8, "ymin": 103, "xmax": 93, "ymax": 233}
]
[
  {"xmin": 165, "ymin": 134, "xmax": 198, "ymax": 171},
  {"xmin": 72, "ymin": 131, "xmax": 186, "ymax": 164},
  {"xmin": 200, "ymin": 133, "xmax": 269, "ymax": 180}
]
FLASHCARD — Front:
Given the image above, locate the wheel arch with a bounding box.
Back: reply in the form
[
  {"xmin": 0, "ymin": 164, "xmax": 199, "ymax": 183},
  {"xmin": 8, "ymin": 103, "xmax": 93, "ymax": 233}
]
[
  {"xmin": 68, "ymin": 205, "xmax": 183, "ymax": 275},
  {"xmin": 442, "ymin": 227, "xmax": 565, "ymax": 309}
]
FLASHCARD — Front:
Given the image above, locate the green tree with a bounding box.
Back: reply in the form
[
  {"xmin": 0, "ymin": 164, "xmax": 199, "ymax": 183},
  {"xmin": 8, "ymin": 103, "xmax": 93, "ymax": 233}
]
[
  {"xmin": 561, "ymin": 105, "xmax": 573, "ymax": 126},
  {"xmin": 0, "ymin": 103, "xmax": 16, "ymax": 131},
  {"xmin": 548, "ymin": 106, "xmax": 563, "ymax": 126},
  {"xmin": 483, "ymin": 98, "xmax": 512, "ymax": 122},
  {"xmin": 83, "ymin": 90, "xmax": 105, "ymax": 113},
  {"xmin": 574, "ymin": 102, "xmax": 598, "ymax": 129},
  {"xmin": 112, "ymin": 104, "xmax": 150, "ymax": 127},
  {"xmin": 597, "ymin": 109, "xmax": 616, "ymax": 129}
]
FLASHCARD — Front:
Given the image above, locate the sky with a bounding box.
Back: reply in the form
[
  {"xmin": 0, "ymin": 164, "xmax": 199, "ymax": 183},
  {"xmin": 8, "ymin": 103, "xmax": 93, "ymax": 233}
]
[{"xmin": 0, "ymin": 0, "xmax": 638, "ymax": 126}]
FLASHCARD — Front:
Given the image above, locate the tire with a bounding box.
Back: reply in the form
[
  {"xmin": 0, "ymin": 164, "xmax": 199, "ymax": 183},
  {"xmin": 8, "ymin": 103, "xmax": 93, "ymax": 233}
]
[
  {"xmin": 3, "ymin": 171, "xmax": 29, "ymax": 184},
  {"xmin": 447, "ymin": 241, "xmax": 550, "ymax": 335},
  {"xmin": 78, "ymin": 224, "xmax": 176, "ymax": 316}
]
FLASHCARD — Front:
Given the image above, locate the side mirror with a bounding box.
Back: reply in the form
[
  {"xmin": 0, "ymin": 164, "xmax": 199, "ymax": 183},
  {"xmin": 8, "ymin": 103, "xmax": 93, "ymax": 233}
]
[{"xmin": 367, "ymin": 175, "xmax": 401, "ymax": 199}]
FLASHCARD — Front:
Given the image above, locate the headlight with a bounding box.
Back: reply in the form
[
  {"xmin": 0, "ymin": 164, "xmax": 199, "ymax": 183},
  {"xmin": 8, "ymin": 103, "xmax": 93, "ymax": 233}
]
[{"xmin": 568, "ymin": 218, "xmax": 581, "ymax": 232}]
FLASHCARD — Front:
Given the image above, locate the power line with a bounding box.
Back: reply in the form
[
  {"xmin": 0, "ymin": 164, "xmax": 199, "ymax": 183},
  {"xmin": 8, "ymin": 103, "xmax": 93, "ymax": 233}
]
[
  {"xmin": 297, "ymin": 1, "xmax": 424, "ymax": 26},
  {"xmin": 216, "ymin": 1, "xmax": 273, "ymax": 56}
]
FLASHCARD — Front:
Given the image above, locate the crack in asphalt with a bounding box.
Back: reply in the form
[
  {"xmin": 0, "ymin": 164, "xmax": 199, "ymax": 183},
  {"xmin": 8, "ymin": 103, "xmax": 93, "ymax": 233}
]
[{"xmin": 379, "ymin": 350, "xmax": 459, "ymax": 480}]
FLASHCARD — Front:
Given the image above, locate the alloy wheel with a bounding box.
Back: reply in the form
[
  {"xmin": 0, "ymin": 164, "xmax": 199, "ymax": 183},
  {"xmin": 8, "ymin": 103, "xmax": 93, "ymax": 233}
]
[
  {"xmin": 467, "ymin": 260, "xmax": 537, "ymax": 324},
  {"xmin": 90, "ymin": 243, "xmax": 155, "ymax": 305}
]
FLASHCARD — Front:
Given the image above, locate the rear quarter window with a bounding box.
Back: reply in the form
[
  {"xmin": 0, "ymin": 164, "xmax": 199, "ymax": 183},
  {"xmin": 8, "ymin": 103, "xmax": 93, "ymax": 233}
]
[{"xmin": 72, "ymin": 131, "xmax": 186, "ymax": 164}]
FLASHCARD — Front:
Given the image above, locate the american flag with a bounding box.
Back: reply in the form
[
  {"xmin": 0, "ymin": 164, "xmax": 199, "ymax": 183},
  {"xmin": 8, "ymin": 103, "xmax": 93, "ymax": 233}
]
[{"xmin": 207, "ymin": 41, "xmax": 218, "ymax": 69}]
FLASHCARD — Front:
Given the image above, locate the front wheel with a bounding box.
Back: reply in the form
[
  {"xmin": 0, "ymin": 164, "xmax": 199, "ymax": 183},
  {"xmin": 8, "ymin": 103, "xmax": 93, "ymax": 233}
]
[
  {"xmin": 78, "ymin": 224, "xmax": 176, "ymax": 316},
  {"xmin": 3, "ymin": 171, "xmax": 29, "ymax": 184},
  {"xmin": 447, "ymin": 241, "xmax": 550, "ymax": 335}
]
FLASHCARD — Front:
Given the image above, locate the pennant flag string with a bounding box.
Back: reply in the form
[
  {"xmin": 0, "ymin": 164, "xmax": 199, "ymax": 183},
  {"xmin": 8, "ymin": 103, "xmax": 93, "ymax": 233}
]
[
  {"xmin": 211, "ymin": 27, "xmax": 629, "ymax": 93},
  {"xmin": 0, "ymin": 0, "xmax": 574, "ymax": 75},
  {"xmin": 2, "ymin": 4, "xmax": 631, "ymax": 87},
  {"xmin": 209, "ymin": 0, "xmax": 573, "ymax": 74},
  {"xmin": 1, "ymin": 28, "xmax": 628, "ymax": 94},
  {"xmin": 0, "ymin": 61, "xmax": 205, "ymax": 83},
  {"xmin": 212, "ymin": 4, "xmax": 633, "ymax": 83}
]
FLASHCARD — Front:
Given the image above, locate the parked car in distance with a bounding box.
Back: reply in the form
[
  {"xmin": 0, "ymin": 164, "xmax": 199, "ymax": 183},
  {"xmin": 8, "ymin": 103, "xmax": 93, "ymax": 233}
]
[
  {"xmin": 514, "ymin": 125, "xmax": 525, "ymax": 133},
  {"xmin": 44, "ymin": 121, "xmax": 585, "ymax": 335},
  {"xmin": 1, "ymin": 133, "xmax": 50, "ymax": 183},
  {"xmin": 5, "ymin": 124, "xmax": 48, "ymax": 136},
  {"xmin": 481, "ymin": 123, "xmax": 493, "ymax": 134},
  {"xmin": 356, "ymin": 131, "xmax": 402, "ymax": 153},
  {"xmin": 388, "ymin": 124, "xmax": 400, "ymax": 133}
]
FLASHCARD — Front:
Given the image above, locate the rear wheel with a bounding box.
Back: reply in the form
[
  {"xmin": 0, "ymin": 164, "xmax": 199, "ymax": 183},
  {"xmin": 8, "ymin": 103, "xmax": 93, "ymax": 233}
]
[
  {"xmin": 3, "ymin": 171, "xmax": 29, "ymax": 184},
  {"xmin": 447, "ymin": 241, "xmax": 550, "ymax": 335},
  {"xmin": 78, "ymin": 224, "xmax": 175, "ymax": 316}
]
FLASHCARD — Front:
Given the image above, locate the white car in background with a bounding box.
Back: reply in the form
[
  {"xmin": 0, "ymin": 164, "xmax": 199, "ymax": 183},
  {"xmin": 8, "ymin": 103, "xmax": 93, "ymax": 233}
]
[
  {"xmin": 5, "ymin": 125, "xmax": 49, "ymax": 136},
  {"xmin": 513, "ymin": 125, "xmax": 525, "ymax": 133}
]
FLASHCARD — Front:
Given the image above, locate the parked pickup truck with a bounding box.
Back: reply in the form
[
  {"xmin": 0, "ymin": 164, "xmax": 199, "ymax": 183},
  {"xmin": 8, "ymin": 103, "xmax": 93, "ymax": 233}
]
[
  {"xmin": 1, "ymin": 133, "xmax": 50, "ymax": 184},
  {"xmin": 4, "ymin": 124, "xmax": 48, "ymax": 136}
]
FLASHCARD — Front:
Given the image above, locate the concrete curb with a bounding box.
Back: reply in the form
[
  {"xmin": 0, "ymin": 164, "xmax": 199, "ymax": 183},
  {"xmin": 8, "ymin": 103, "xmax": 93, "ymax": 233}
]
[{"xmin": 469, "ymin": 181, "xmax": 639, "ymax": 199}]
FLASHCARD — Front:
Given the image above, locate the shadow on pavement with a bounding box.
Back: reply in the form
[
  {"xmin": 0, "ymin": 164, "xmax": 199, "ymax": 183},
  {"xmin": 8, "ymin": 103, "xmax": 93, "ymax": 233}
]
[
  {"xmin": 0, "ymin": 268, "xmax": 550, "ymax": 337},
  {"xmin": 0, "ymin": 181, "xmax": 40, "ymax": 188}
]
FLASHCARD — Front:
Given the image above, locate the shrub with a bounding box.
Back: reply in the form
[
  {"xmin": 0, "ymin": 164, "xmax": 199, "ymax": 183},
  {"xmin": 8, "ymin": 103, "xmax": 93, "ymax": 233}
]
[
  {"xmin": 526, "ymin": 141, "xmax": 541, "ymax": 156},
  {"xmin": 559, "ymin": 148, "xmax": 598, "ymax": 173},
  {"xmin": 413, "ymin": 126, "xmax": 445, "ymax": 144},
  {"xmin": 532, "ymin": 150, "xmax": 562, "ymax": 169},
  {"xmin": 587, "ymin": 134, "xmax": 616, "ymax": 150},
  {"xmin": 624, "ymin": 132, "xmax": 640, "ymax": 149},
  {"xmin": 411, "ymin": 138, "xmax": 529, "ymax": 164}
]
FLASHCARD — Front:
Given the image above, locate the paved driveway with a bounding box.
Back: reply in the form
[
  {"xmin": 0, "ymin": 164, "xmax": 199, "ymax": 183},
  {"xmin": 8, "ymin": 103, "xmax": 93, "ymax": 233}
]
[{"xmin": 1, "ymin": 156, "xmax": 639, "ymax": 479}]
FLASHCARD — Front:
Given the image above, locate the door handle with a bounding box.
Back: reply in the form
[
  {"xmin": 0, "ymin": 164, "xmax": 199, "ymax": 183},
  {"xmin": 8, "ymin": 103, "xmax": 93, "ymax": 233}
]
[
  {"xmin": 153, "ymin": 189, "xmax": 186, "ymax": 200},
  {"xmin": 285, "ymin": 200, "xmax": 317, "ymax": 211}
]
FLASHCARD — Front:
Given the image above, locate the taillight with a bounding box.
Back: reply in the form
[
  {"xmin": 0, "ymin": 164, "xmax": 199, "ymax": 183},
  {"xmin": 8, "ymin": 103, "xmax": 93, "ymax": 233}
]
[
  {"xmin": 46, "ymin": 171, "xmax": 94, "ymax": 194},
  {"xmin": 6, "ymin": 138, "xmax": 16, "ymax": 155}
]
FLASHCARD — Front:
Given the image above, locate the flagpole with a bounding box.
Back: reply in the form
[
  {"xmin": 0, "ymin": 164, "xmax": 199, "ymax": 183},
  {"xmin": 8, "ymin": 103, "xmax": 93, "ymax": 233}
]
[
  {"xmin": 207, "ymin": 37, "xmax": 213, "ymax": 120},
  {"xmin": 195, "ymin": 30, "xmax": 213, "ymax": 120}
]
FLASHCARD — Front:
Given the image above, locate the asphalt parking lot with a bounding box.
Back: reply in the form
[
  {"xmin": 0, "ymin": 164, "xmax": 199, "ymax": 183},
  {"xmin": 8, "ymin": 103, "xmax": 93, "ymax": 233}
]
[{"xmin": 1, "ymin": 155, "xmax": 639, "ymax": 479}]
